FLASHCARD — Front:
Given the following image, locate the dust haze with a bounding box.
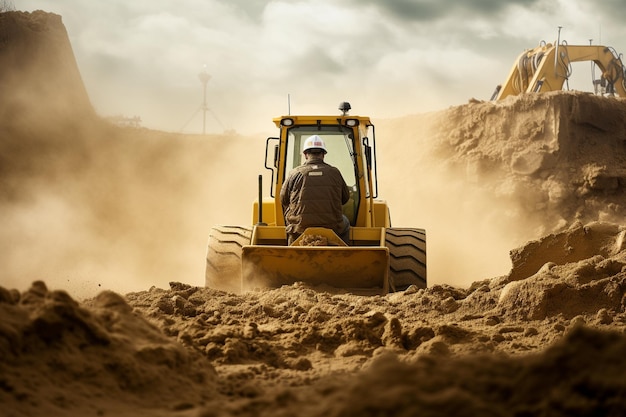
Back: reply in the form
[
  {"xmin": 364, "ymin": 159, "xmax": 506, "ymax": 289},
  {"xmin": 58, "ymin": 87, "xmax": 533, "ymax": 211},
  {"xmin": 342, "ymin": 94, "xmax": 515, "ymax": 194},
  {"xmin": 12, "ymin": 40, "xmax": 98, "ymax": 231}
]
[
  {"xmin": 377, "ymin": 114, "xmax": 522, "ymax": 287},
  {"xmin": 0, "ymin": 10, "xmax": 264, "ymax": 295},
  {"xmin": 4, "ymin": 11, "xmax": 626, "ymax": 300},
  {"xmin": 0, "ymin": 12, "xmax": 514, "ymax": 297},
  {"xmin": 1, "ymin": 116, "xmax": 266, "ymax": 297},
  {"xmin": 0, "ymin": 101, "xmax": 544, "ymax": 298},
  {"xmin": 3, "ymin": 106, "xmax": 503, "ymax": 297}
]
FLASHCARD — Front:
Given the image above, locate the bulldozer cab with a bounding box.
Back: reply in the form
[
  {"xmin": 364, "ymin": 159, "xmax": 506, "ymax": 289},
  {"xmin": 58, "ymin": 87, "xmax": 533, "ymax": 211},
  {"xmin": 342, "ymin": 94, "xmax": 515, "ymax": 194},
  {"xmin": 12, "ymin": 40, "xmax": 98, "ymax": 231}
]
[
  {"xmin": 282, "ymin": 125, "xmax": 365, "ymax": 225},
  {"xmin": 263, "ymin": 112, "xmax": 383, "ymax": 229}
]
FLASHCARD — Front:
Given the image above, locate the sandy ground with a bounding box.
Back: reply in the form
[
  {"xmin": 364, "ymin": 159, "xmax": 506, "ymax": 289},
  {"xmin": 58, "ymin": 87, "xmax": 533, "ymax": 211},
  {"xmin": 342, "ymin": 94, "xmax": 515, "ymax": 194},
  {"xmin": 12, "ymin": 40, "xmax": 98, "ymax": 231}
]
[
  {"xmin": 3, "ymin": 223, "xmax": 626, "ymax": 416},
  {"xmin": 2, "ymin": 10, "xmax": 626, "ymax": 417}
]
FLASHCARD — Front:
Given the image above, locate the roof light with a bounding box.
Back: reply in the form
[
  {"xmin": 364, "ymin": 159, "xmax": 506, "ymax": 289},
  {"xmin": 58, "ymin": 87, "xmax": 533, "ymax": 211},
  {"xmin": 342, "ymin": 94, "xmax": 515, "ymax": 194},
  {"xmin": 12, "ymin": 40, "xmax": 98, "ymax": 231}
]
[
  {"xmin": 345, "ymin": 119, "xmax": 359, "ymax": 127},
  {"xmin": 281, "ymin": 118, "xmax": 294, "ymax": 126},
  {"xmin": 339, "ymin": 102, "xmax": 351, "ymax": 116}
]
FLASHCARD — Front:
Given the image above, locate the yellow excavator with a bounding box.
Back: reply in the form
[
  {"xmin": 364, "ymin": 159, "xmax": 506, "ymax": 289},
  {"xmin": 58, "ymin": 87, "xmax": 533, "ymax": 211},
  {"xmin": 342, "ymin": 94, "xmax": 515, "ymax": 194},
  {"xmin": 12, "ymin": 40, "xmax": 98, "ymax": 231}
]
[
  {"xmin": 492, "ymin": 41, "xmax": 626, "ymax": 100},
  {"xmin": 205, "ymin": 102, "xmax": 426, "ymax": 294}
]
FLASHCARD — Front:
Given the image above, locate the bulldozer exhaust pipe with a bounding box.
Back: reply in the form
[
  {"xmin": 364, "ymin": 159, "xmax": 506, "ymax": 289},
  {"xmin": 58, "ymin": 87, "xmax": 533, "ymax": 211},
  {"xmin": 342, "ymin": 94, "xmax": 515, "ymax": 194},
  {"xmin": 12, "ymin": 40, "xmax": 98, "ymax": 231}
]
[{"xmin": 256, "ymin": 174, "xmax": 267, "ymax": 226}]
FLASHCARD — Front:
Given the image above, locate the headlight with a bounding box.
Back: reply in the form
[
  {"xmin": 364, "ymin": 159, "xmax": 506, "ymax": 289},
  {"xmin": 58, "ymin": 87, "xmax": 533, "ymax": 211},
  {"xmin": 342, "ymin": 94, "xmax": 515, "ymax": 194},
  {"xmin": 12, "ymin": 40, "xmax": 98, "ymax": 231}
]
[
  {"xmin": 345, "ymin": 119, "xmax": 359, "ymax": 127},
  {"xmin": 281, "ymin": 118, "xmax": 294, "ymax": 126}
]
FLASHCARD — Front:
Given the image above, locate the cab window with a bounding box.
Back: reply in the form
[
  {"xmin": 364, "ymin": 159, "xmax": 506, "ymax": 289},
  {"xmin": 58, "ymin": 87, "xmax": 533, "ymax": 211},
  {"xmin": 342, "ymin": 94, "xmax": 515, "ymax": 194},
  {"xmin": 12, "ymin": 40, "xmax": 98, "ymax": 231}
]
[{"xmin": 284, "ymin": 126, "xmax": 359, "ymax": 224}]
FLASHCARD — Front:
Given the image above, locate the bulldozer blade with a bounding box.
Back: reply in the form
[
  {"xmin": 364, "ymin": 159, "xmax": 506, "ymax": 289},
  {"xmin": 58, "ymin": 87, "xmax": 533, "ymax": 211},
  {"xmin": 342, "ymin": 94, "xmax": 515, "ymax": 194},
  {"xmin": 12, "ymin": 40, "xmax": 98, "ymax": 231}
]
[{"xmin": 241, "ymin": 245, "xmax": 389, "ymax": 293}]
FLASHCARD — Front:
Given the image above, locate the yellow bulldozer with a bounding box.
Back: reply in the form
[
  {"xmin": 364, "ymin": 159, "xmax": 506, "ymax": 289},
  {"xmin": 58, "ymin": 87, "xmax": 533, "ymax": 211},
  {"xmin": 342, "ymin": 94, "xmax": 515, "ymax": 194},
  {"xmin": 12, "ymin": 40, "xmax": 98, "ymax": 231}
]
[
  {"xmin": 492, "ymin": 41, "xmax": 626, "ymax": 100},
  {"xmin": 205, "ymin": 102, "xmax": 426, "ymax": 294}
]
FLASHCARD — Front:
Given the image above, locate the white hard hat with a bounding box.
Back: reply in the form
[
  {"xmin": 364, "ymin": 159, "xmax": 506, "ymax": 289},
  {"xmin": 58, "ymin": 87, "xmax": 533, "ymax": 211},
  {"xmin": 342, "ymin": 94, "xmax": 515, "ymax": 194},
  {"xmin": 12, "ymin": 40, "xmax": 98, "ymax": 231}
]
[{"xmin": 303, "ymin": 135, "xmax": 327, "ymax": 154}]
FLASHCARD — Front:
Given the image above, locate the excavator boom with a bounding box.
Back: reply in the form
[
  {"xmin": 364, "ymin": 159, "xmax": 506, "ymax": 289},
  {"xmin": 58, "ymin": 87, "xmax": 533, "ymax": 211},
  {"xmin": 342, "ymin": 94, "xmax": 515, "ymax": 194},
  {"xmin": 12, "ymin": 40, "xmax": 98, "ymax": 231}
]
[{"xmin": 495, "ymin": 43, "xmax": 626, "ymax": 100}]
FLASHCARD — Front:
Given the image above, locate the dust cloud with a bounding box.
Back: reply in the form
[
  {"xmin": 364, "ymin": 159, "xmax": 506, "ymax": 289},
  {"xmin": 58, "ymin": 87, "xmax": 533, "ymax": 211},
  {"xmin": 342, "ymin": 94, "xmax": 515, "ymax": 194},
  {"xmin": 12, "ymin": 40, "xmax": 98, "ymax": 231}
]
[
  {"xmin": 378, "ymin": 113, "xmax": 528, "ymax": 287},
  {"xmin": 0, "ymin": 121, "xmax": 266, "ymax": 298},
  {"xmin": 1, "ymin": 104, "xmax": 524, "ymax": 298},
  {"xmin": 0, "ymin": 10, "xmax": 507, "ymax": 297},
  {"xmin": 0, "ymin": 11, "xmax": 553, "ymax": 297},
  {"xmin": 4, "ymin": 11, "xmax": 626, "ymax": 300},
  {"xmin": 0, "ymin": 11, "xmax": 273, "ymax": 296}
]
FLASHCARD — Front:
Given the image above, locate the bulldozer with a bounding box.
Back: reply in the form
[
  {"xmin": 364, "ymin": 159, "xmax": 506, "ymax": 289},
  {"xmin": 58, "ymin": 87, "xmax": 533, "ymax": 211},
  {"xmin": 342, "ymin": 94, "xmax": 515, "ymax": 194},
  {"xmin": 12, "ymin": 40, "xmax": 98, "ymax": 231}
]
[
  {"xmin": 492, "ymin": 41, "xmax": 626, "ymax": 100},
  {"xmin": 205, "ymin": 102, "xmax": 426, "ymax": 294}
]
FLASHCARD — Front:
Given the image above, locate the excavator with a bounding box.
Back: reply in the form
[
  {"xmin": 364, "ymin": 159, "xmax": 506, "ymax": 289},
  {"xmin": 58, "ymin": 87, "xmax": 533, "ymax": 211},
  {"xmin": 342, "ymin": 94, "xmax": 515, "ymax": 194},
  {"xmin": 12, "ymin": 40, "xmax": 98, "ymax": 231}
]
[
  {"xmin": 492, "ymin": 40, "xmax": 626, "ymax": 100},
  {"xmin": 205, "ymin": 102, "xmax": 426, "ymax": 294}
]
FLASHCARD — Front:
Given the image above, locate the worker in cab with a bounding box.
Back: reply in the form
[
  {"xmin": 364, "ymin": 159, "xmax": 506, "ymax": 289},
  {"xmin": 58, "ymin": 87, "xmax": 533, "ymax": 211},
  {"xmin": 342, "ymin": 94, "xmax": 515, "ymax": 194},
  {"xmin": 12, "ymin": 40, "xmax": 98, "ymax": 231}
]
[{"xmin": 280, "ymin": 135, "xmax": 351, "ymax": 245}]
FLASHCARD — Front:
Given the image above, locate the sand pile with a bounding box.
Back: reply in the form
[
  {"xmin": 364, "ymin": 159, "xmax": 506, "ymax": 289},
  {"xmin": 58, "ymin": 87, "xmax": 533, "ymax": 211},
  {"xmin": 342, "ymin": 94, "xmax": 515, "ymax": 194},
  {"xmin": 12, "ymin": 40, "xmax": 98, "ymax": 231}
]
[
  {"xmin": 2, "ymin": 230, "xmax": 626, "ymax": 416},
  {"xmin": 2, "ymin": 9, "xmax": 626, "ymax": 417},
  {"xmin": 430, "ymin": 91, "xmax": 626, "ymax": 232},
  {"xmin": 0, "ymin": 283, "xmax": 217, "ymax": 416}
]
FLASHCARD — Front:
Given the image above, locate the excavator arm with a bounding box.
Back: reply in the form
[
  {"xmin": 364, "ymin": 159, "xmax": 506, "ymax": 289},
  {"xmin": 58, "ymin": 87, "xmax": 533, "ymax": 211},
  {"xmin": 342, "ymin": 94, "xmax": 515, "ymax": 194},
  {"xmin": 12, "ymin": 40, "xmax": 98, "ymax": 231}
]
[{"xmin": 494, "ymin": 43, "xmax": 626, "ymax": 100}]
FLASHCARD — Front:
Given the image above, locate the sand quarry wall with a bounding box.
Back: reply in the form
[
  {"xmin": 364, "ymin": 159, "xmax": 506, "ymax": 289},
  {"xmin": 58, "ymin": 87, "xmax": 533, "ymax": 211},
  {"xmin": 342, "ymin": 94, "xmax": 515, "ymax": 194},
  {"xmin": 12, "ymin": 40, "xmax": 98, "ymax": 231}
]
[{"xmin": 2, "ymin": 11, "xmax": 626, "ymax": 295}]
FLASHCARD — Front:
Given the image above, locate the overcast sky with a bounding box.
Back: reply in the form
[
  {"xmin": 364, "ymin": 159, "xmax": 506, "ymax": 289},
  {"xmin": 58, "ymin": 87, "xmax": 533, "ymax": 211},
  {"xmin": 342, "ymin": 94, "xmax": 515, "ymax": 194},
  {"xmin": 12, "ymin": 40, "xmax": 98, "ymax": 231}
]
[{"xmin": 19, "ymin": 0, "xmax": 626, "ymax": 134}]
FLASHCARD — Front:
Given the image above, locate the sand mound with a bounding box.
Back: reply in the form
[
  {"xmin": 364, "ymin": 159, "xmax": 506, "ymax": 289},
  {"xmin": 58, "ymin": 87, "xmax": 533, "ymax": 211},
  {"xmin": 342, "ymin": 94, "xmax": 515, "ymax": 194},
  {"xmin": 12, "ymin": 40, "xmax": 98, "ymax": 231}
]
[
  {"xmin": 2, "ymin": 247, "xmax": 626, "ymax": 416},
  {"xmin": 0, "ymin": 282, "xmax": 216, "ymax": 416},
  {"xmin": 495, "ymin": 221, "xmax": 626, "ymax": 320},
  {"xmin": 432, "ymin": 91, "xmax": 626, "ymax": 232},
  {"xmin": 508, "ymin": 221, "xmax": 626, "ymax": 280}
]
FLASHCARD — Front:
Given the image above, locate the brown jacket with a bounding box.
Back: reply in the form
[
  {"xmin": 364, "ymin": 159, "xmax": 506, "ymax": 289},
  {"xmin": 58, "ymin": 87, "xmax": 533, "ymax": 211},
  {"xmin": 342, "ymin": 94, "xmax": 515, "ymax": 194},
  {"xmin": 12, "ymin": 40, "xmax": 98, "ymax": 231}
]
[{"xmin": 280, "ymin": 156, "xmax": 350, "ymax": 235}]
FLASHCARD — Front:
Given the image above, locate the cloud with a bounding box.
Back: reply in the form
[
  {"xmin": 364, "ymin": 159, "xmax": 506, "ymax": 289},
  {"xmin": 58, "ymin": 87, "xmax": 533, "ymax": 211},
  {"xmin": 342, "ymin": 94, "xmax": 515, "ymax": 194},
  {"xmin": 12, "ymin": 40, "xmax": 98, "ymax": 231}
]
[
  {"xmin": 217, "ymin": 0, "xmax": 270, "ymax": 22},
  {"xmin": 349, "ymin": 0, "xmax": 541, "ymax": 22}
]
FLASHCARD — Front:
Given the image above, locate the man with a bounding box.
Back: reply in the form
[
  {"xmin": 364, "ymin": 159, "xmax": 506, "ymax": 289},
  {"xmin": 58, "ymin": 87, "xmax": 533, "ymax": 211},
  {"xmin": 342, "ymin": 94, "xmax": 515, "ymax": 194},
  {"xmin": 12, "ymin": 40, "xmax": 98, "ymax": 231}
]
[{"xmin": 280, "ymin": 135, "xmax": 351, "ymax": 245}]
